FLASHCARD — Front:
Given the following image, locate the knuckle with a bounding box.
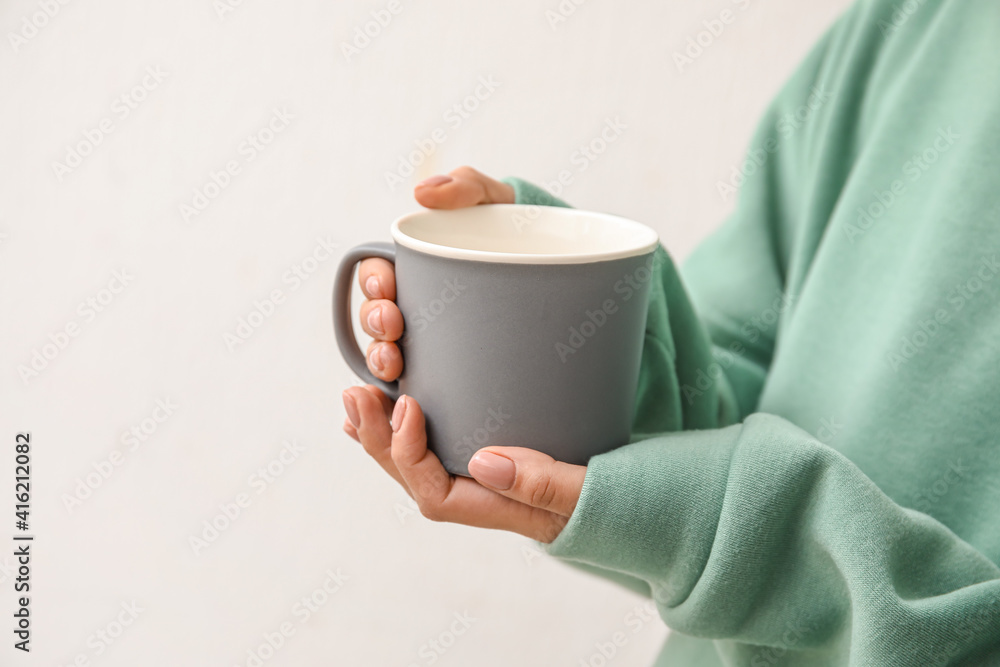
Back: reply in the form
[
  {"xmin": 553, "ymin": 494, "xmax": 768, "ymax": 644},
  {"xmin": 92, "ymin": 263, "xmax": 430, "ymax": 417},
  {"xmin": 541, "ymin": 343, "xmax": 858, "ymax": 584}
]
[
  {"xmin": 389, "ymin": 444, "xmax": 408, "ymax": 467},
  {"xmin": 451, "ymin": 165, "xmax": 479, "ymax": 179},
  {"xmin": 527, "ymin": 473, "xmax": 558, "ymax": 510},
  {"xmin": 418, "ymin": 500, "xmax": 445, "ymax": 522},
  {"xmin": 418, "ymin": 472, "xmax": 448, "ymax": 499},
  {"xmin": 412, "ymin": 472, "xmax": 450, "ymax": 522}
]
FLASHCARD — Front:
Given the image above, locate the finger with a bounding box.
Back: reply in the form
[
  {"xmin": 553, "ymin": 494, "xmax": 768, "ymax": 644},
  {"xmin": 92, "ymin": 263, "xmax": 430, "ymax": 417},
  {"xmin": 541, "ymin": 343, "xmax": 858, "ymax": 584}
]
[
  {"xmin": 414, "ymin": 166, "xmax": 515, "ymax": 210},
  {"xmin": 389, "ymin": 396, "xmax": 454, "ymax": 505},
  {"xmin": 343, "ymin": 386, "xmax": 408, "ymax": 491},
  {"xmin": 365, "ymin": 341, "xmax": 403, "ymax": 382},
  {"xmin": 343, "ymin": 418, "xmax": 359, "ymax": 443},
  {"xmin": 358, "ymin": 258, "xmax": 396, "ymax": 301},
  {"xmin": 359, "ymin": 299, "xmax": 404, "ymax": 342},
  {"xmin": 426, "ymin": 477, "xmax": 570, "ymax": 543},
  {"xmin": 388, "ymin": 396, "xmax": 568, "ymax": 541},
  {"xmin": 467, "ymin": 447, "xmax": 586, "ymax": 518}
]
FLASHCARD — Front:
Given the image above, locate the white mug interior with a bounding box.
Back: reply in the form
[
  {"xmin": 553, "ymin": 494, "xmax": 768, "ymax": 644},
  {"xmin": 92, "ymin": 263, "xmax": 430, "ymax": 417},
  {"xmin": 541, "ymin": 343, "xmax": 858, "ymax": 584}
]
[{"xmin": 391, "ymin": 204, "xmax": 659, "ymax": 265}]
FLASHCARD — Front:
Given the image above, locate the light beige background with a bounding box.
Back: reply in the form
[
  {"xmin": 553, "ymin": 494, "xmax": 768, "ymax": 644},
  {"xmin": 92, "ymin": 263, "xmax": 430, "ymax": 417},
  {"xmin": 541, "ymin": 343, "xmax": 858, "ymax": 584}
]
[{"xmin": 0, "ymin": 1, "xmax": 851, "ymax": 665}]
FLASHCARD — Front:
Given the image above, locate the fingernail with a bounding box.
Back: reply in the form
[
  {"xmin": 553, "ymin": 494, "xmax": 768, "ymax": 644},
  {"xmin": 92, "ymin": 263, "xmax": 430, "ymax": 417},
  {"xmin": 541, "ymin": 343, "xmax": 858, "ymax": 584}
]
[
  {"xmin": 367, "ymin": 306, "xmax": 384, "ymax": 336},
  {"xmin": 343, "ymin": 392, "xmax": 360, "ymax": 428},
  {"xmin": 417, "ymin": 174, "xmax": 453, "ymax": 188},
  {"xmin": 369, "ymin": 346, "xmax": 385, "ymax": 372},
  {"xmin": 468, "ymin": 451, "xmax": 515, "ymax": 490},
  {"xmin": 365, "ymin": 275, "xmax": 380, "ymax": 298},
  {"xmin": 391, "ymin": 396, "xmax": 407, "ymax": 433}
]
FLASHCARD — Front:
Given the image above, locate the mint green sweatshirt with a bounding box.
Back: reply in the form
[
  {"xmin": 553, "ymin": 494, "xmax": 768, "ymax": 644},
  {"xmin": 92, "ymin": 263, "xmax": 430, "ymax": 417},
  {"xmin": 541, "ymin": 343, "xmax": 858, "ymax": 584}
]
[{"xmin": 502, "ymin": 1, "xmax": 1000, "ymax": 664}]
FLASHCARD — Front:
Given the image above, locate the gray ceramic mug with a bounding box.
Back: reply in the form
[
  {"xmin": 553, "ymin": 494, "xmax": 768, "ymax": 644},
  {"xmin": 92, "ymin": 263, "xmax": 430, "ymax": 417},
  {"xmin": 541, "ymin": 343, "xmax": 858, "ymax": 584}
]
[{"xmin": 333, "ymin": 204, "xmax": 659, "ymax": 476}]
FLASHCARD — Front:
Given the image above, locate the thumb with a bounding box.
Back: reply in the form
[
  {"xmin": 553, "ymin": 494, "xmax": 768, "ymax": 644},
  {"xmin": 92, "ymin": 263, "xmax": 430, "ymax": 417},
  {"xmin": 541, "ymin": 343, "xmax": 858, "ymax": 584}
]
[
  {"xmin": 467, "ymin": 447, "xmax": 586, "ymax": 517},
  {"xmin": 413, "ymin": 166, "xmax": 514, "ymax": 210}
]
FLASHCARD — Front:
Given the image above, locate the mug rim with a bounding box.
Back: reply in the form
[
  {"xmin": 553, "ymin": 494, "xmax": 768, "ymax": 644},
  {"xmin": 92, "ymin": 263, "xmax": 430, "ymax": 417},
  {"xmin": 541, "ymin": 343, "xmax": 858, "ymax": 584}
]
[{"xmin": 390, "ymin": 204, "xmax": 660, "ymax": 265}]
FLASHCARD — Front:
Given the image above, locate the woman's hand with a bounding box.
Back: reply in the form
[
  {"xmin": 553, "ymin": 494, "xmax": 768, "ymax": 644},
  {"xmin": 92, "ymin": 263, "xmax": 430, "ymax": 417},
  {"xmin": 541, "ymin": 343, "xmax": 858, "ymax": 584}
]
[
  {"xmin": 342, "ymin": 385, "xmax": 586, "ymax": 543},
  {"xmin": 342, "ymin": 166, "xmax": 585, "ymax": 543},
  {"xmin": 354, "ymin": 166, "xmax": 515, "ymax": 383}
]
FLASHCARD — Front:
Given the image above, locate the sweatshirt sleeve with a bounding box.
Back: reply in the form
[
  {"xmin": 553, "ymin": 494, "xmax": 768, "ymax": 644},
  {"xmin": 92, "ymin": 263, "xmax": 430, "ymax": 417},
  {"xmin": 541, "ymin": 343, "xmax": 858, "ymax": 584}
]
[
  {"xmin": 522, "ymin": 5, "xmax": 1000, "ymax": 664},
  {"xmin": 507, "ymin": 180, "xmax": 1000, "ymax": 661},
  {"xmin": 503, "ymin": 177, "xmax": 1000, "ymax": 662},
  {"xmin": 545, "ymin": 414, "xmax": 1000, "ymax": 664}
]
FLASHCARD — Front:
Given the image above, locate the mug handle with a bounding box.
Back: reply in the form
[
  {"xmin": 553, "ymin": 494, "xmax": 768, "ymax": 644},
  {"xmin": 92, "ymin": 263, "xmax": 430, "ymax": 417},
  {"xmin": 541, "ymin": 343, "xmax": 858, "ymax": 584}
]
[{"xmin": 332, "ymin": 242, "xmax": 400, "ymax": 400}]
